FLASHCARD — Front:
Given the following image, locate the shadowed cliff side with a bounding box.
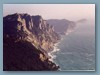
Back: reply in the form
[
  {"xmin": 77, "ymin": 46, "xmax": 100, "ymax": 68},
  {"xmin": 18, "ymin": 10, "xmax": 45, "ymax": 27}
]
[
  {"xmin": 47, "ymin": 19, "xmax": 76, "ymax": 35},
  {"xmin": 3, "ymin": 13, "xmax": 60, "ymax": 71}
]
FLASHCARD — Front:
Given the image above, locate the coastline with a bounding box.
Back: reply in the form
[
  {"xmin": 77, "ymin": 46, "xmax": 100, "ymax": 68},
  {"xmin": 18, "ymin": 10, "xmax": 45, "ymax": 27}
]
[
  {"xmin": 48, "ymin": 32, "xmax": 70, "ymax": 71},
  {"xmin": 48, "ymin": 42, "xmax": 61, "ymax": 70},
  {"xmin": 48, "ymin": 42, "xmax": 60, "ymax": 62},
  {"xmin": 48, "ymin": 34, "xmax": 65, "ymax": 70}
]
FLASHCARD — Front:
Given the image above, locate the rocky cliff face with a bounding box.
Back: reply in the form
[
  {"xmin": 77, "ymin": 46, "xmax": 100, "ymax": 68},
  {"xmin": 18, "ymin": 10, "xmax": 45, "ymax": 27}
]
[
  {"xmin": 47, "ymin": 19, "xmax": 76, "ymax": 35},
  {"xmin": 3, "ymin": 13, "xmax": 60, "ymax": 71}
]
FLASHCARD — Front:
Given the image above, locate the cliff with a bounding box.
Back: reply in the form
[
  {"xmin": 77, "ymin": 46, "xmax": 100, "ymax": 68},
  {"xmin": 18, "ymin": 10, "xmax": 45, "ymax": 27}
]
[
  {"xmin": 3, "ymin": 13, "xmax": 60, "ymax": 71},
  {"xmin": 47, "ymin": 19, "xmax": 76, "ymax": 35}
]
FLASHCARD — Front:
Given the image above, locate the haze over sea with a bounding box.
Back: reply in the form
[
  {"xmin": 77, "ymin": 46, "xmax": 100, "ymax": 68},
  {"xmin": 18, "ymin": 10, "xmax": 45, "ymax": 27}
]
[{"xmin": 52, "ymin": 20, "xmax": 95, "ymax": 71}]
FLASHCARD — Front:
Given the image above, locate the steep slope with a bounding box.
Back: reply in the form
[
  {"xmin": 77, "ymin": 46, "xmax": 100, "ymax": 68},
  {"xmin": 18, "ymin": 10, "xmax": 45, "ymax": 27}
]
[
  {"xmin": 47, "ymin": 19, "xmax": 76, "ymax": 35},
  {"xmin": 3, "ymin": 13, "xmax": 60, "ymax": 71}
]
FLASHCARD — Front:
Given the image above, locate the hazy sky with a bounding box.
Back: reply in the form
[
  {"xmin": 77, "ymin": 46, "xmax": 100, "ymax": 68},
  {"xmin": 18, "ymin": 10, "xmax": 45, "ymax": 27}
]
[{"xmin": 3, "ymin": 4, "xmax": 95, "ymax": 21}]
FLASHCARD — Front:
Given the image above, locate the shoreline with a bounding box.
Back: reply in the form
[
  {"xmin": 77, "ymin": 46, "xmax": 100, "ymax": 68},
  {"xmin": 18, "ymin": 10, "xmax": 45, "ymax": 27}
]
[
  {"xmin": 48, "ymin": 34, "xmax": 64, "ymax": 70},
  {"xmin": 48, "ymin": 42, "xmax": 61, "ymax": 70},
  {"xmin": 48, "ymin": 32, "xmax": 70, "ymax": 71},
  {"xmin": 48, "ymin": 42, "xmax": 60, "ymax": 62}
]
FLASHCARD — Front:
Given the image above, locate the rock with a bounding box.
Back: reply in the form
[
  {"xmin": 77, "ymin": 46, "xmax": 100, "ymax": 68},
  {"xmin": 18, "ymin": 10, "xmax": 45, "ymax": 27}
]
[
  {"xmin": 3, "ymin": 13, "xmax": 60, "ymax": 71},
  {"xmin": 77, "ymin": 18, "xmax": 87, "ymax": 23},
  {"xmin": 47, "ymin": 19, "xmax": 76, "ymax": 35}
]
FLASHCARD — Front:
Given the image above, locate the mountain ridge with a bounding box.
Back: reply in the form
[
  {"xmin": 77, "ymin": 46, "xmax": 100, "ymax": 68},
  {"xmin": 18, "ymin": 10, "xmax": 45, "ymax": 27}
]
[
  {"xmin": 3, "ymin": 13, "xmax": 60, "ymax": 71},
  {"xmin": 47, "ymin": 19, "xmax": 76, "ymax": 35}
]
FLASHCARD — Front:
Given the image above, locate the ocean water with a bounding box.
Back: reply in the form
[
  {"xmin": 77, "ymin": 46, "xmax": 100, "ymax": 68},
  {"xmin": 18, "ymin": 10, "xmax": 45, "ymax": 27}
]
[{"xmin": 51, "ymin": 22, "xmax": 95, "ymax": 71}]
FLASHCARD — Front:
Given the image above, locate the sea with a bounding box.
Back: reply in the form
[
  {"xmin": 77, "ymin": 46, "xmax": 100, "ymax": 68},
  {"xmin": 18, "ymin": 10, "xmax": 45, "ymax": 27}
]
[{"xmin": 49, "ymin": 21, "xmax": 95, "ymax": 71}]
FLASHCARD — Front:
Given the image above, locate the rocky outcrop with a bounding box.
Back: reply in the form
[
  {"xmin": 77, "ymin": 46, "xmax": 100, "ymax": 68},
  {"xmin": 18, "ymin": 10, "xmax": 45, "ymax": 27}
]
[
  {"xmin": 76, "ymin": 19, "xmax": 87, "ymax": 23},
  {"xmin": 3, "ymin": 13, "xmax": 60, "ymax": 71},
  {"xmin": 47, "ymin": 19, "xmax": 76, "ymax": 35}
]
